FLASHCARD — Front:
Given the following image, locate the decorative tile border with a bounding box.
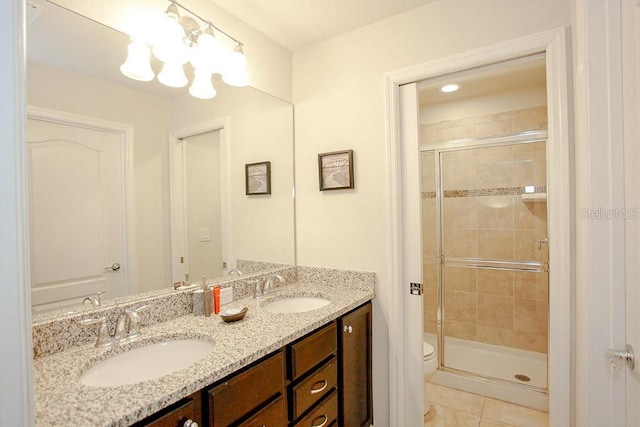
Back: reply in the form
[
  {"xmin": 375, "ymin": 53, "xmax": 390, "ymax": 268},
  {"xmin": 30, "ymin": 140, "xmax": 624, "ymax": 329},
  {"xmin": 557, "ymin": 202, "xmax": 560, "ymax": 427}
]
[{"xmin": 422, "ymin": 186, "xmax": 547, "ymax": 199}]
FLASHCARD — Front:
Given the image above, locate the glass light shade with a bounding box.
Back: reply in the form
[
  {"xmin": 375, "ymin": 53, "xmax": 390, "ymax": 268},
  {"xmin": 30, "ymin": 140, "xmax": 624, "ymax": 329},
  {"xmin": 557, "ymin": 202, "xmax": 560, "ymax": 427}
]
[
  {"xmin": 157, "ymin": 60, "xmax": 188, "ymax": 87},
  {"xmin": 221, "ymin": 45, "xmax": 249, "ymax": 87},
  {"xmin": 190, "ymin": 31, "xmax": 225, "ymax": 73},
  {"xmin": 120, "ymin": 40, "xmax": 154, "ymax": 81},
  {"xmin": 152, "ymin": 14, "xmax": 187, "ymax": 62},
  {"xmin": 189, "ymin": 69, "xmax": 216, "ymax": 99},
  {"xmin": 222, "ymin": 68, "xmax": 250, "ymax": 87}
]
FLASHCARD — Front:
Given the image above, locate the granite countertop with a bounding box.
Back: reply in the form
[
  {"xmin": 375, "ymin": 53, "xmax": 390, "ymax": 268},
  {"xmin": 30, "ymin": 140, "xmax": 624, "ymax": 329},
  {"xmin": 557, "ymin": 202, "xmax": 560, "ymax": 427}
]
[{"xmin": 33, "ymin": 283, "xmax": 375, "ymax": 426}]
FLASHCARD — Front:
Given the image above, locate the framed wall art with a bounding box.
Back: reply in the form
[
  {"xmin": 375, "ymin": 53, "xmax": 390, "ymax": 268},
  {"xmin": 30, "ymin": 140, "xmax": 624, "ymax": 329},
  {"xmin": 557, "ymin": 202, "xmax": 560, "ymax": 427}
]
[
  {"xmin": 318, "ymin": 149, "xmax": 354, "ymax": 191},
  {"xmin": 245, "ymin": 161, "xmax": 271, "ymax": 195}
]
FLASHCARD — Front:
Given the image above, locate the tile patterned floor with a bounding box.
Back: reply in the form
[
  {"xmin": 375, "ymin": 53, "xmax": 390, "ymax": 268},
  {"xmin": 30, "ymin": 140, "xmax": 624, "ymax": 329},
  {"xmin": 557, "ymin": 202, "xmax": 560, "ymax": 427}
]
[{"xmin": 424, "ymin": 382, "xmax": 549, "ymax": 427}]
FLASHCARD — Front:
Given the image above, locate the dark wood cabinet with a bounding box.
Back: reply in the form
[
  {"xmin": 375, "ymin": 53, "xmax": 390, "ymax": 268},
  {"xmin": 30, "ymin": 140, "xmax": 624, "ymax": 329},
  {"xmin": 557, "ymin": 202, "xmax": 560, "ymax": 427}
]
[
  {"xmin": 207, "ymin": 351, "xmax": 286, "ymax": 426},
  {"xmin": 134, "ymin": 392, "xmax": 201, "ymax": 427},
  {"xmin": 292, "ymin": 389, "xmax": 338, "ymax": 427},
  {"xmin": 338, "ymin": 303, "xmax": 373, "ymax": 427},
  {"xmin": 288, "ymin": 322, "xmax": 337, "ymax": 381},
  {"xmin": 136, "ymin": 301, "xmax": 372, "ymax": 427},
  {"xmin": 290, "ymin": 357, "xmax": 338, "ymax": 420},
  {"xmin": 237, "ymin": 394, "xmax": 287, "ymax": 427}
]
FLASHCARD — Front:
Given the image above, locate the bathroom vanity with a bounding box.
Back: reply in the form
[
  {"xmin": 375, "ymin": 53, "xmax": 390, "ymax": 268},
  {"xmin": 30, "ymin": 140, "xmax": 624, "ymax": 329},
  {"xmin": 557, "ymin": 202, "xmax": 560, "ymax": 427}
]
[
  {"xmin": 32, "ymin": 267, "xmax": 375, "ymax": 427},
  {"xmin": 138, "ymin": 303, "xmax": 371, "ymax": 426}
]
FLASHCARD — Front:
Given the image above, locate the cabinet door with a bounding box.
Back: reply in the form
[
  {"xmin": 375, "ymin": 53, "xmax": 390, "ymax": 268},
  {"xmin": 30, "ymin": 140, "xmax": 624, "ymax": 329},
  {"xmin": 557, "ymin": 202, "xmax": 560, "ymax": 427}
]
[
  {"xmin": 208, "ymin": 351, "xmax": 285, "ymax": 426},
  {"xmin": 135, "ymin": 392, "xmax": 201, "ymax": 427},
  {"xmin": 339, "ymin": 302, "xmax": 372, "ymax": 427},
  {"xmin": 291, "ymin": 357, "xmax": 337, "ymax": 420},
  {"xmin": 237, "ymin": 394, "xmax": 286, "ymax": 427}
]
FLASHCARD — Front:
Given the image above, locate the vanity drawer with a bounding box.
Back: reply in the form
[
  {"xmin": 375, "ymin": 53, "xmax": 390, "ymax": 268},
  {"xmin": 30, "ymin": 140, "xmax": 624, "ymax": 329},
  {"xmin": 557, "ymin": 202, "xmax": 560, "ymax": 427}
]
[
  {"xmin": 208, "ymin": 350, "xmax": 285, "ymax": 426},
  {"xmin": 135, "ymin": 392, "xmax": 200, "ymax": 426},
  {"xmin": 290, "ymin": 357, "xmax": 337, "ymax": 420},
  {"xmin": 289, "ymin": 322, "xmax": 337, "ymax": 380},
  {"xmin": 292, "ymin": 389, "xmax": 338, "ymax": 427},
  {"xmin": 237, "ymin": 394, "xmax": 286, "ymax": 427}
]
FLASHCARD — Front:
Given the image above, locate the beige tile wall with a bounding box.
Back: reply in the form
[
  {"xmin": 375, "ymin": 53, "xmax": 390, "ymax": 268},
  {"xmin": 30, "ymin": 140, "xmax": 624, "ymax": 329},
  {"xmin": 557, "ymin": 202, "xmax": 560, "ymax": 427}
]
[
  {"xmin": 421, "ymin": 106, "xmax": 549, "ymax": 354},
  {"xmin": 420, "ymin": 105, "xmax": 548, "ymax": 145}
]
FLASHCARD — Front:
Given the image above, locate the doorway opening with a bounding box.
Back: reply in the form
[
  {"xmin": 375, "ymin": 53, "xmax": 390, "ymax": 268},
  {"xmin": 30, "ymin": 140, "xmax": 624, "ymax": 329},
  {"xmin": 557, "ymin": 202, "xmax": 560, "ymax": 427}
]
[
  {"xmin": 418, "ymin": 55, "xmax": 550, "ymax": 408},
  {"xmin": 385, "ymin": 28, "xmax": 573, "ymax": 426}
]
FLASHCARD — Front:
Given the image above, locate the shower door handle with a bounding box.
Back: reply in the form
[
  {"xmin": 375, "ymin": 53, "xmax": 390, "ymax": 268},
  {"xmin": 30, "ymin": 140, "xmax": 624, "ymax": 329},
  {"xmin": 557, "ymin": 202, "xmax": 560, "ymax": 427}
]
[{"xmin": 606, "ymin": 344, "xmax": 635, "ymax": 370}]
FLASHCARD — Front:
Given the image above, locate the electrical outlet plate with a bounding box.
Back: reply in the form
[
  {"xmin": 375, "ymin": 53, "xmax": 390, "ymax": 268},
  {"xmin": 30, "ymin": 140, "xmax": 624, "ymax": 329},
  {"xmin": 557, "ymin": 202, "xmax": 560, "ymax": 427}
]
[{"xmin": 220, "ymin": 287, "xmax": 233, "ymax": 305}]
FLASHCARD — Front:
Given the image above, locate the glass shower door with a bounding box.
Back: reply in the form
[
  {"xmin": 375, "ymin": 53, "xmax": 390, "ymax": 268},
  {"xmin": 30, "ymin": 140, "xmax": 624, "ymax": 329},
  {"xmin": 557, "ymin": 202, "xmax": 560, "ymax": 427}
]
[{"xmin": 435, "ymin": 141, "xmax": 549, "ymax": 389}]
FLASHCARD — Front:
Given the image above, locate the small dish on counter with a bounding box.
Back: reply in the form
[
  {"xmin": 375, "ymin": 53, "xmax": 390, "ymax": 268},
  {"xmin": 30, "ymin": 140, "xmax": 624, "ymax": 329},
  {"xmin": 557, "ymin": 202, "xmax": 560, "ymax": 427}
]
[{"xmin": 220, "ymin": 306, "xmax": 248, "ymax": 323}]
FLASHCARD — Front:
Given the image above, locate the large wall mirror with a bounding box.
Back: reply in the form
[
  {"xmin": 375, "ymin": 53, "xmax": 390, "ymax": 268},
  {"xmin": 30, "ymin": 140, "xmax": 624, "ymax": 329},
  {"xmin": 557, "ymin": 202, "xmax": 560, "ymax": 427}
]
[{"xmin": 27, "ymin": 0, "xmax": 295, "ymax": 314}]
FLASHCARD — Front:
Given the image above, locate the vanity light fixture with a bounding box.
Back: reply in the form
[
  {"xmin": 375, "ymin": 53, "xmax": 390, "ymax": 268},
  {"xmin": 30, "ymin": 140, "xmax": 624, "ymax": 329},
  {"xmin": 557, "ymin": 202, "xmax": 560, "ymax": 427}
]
[
  {"xmin": 120, "ymin": 0, "xmax": 249, "ymax": 99},
  {"xmin": 440, "ymin": 83, "xmax": 460, "ymax": 93}
]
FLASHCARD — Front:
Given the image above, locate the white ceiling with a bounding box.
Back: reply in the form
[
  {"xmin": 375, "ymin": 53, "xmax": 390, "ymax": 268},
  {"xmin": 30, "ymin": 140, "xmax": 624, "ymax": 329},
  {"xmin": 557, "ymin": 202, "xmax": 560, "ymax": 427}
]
[{"xmin": 208, "ymin": 0, "xmax": 439, "ymax": 50}]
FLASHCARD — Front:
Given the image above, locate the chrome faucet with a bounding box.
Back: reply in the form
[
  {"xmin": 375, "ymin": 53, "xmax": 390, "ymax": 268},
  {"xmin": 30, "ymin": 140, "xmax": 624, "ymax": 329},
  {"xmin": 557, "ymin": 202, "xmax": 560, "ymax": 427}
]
[
  {"xmin": 228, "ymin": 269, "xmax": 243, "ymax": 276},
  {"xmin": 114, "ymin": 304, "xmax": 151, "ymax": 343},
  {"xmin": 82, "ymin": 291, "xmax": 106, "ymax": 308},
  {"xmin": 80, "ymin": 316, "xmax": 115, "ymax": 348},
  {"xmin": 263, "ymin": 274, "xmax": 285, "ymax": 294},
  {"xmin": 81, "ymin": 304, "xmax": 151, "ymax": 347}
]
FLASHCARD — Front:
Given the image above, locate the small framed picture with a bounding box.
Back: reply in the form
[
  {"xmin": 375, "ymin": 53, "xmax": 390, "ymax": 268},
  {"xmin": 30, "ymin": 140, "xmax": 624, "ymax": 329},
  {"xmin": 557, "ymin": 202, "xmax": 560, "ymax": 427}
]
[
  {"xmin": 318, "ymin": 149, "xmax": 354, "ymax": 191},
  {"xmin": 245, "ymin": 161, "xmax": 271, "ymax": 195}
]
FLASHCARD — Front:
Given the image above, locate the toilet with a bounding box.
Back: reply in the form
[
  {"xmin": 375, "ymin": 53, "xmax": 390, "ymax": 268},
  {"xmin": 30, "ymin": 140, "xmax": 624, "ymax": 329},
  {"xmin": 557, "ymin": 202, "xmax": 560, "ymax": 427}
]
[{"xmin": 423, "ymin": 340, "xmax": 437, "ymax": 413}]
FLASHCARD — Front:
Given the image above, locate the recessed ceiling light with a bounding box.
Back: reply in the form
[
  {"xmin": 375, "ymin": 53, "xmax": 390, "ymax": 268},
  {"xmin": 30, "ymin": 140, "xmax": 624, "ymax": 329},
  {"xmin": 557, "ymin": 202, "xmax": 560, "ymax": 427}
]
[{"xmin": 440, "ymin": 84, "xmax": 460, "ymax": 93}]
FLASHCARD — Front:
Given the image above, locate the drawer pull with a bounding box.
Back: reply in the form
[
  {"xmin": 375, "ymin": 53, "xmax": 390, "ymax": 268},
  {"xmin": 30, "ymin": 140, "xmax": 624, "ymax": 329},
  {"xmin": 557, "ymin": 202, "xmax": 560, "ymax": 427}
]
[
  {"xmin": 183, "ymin": 420, "xmax": 198, "ymax": 427},
  {"xmin": 343, "ymin": 325, "xmax": 353, "ymax": 333},
  {"xmin": 310, "ymin": 379, "xmax": 328, "ymax": 394},
  {"xmin": 311, "ymin": 414, "xmax": 328, "ymax": 427}
]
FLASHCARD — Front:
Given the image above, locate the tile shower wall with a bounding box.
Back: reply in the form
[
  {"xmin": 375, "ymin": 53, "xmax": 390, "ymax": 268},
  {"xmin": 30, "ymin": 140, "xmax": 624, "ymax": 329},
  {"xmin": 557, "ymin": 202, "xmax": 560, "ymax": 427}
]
[{"xmin": 421, "ymin": 106, "xmax": 548, "ymax": 354}]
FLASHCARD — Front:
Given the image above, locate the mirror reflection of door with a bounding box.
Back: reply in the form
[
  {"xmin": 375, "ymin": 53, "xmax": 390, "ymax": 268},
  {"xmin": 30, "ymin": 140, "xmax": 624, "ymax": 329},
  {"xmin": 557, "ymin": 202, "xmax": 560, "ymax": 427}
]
[
  {"xmin": 183, "ymin": 130, "xmax": 224, "ymax": 281},
  {"xmin": 27, "ymin": 115, "xmax": 128, "ymax": 313}
]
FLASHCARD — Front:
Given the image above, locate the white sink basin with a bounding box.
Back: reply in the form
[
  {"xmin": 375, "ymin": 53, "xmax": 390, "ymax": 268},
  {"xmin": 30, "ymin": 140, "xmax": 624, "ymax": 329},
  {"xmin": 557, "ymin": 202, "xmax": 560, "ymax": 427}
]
[
  {"xmin": 262, "ymin": 296, "xmax": 331, "ymax": 314},
  {"xmin": 80, "ymin": 339, "xmax": 215, "ymax": 387}
]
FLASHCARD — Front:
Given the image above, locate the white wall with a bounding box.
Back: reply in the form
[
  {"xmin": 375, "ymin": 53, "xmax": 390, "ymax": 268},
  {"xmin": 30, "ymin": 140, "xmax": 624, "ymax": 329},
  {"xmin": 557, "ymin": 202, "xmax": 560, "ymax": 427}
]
[
  {"xmin": 27, "ymin": 62, "xmax": 173, "ymax": 293},
  {"xmin": 292, "ymin": 0, "xmax": 570, "ymax": 424}
]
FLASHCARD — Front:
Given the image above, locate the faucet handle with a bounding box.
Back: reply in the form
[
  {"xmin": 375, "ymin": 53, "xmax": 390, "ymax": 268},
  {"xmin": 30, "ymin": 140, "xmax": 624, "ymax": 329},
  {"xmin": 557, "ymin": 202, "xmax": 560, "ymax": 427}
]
[
  {"xmin": 253, "ymin": 279, "xmax": 264, "ymax": 298},
  {"xmin": 125, "ymin": 304, "xmax": 151, "ymax": 338},
  {"xmin": 82, "ymin": 290, "xmax": 106, "ymax": 308},
  {"xmin": 80, "ymin": 316, "xmax": 114, "ymax": 348},
  {"xmin": 264, "ymin": 274, "xmax": 285, "ymax": 293}
]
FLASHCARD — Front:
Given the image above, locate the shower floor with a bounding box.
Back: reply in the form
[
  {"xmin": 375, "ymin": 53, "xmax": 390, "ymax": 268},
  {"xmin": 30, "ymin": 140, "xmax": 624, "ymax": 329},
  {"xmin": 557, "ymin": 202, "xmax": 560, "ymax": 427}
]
[{"xmin": 424, "ymin": 333, "xmax": 547, "ymax": 389}]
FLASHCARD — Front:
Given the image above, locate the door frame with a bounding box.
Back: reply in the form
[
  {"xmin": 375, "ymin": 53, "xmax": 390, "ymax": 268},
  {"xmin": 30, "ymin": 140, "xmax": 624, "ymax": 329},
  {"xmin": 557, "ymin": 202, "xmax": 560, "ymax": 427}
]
[
  {"xmin": 1, "ymin": 1, "xmax": 32, "ymax": 423},
  {"xmin": 385, "ymin": 27, "xmax": 573, "ymax": 425},
  {"xmin": 573, "ymin": 0, "xmax": 630, "ymax": 425},
  {"xmin": 26, "ymin": 105, "xmax": 137, "ymax": 300},
  {"xmin": 169, "ymin": 117, "xmax": 231, "ymax": 283}
]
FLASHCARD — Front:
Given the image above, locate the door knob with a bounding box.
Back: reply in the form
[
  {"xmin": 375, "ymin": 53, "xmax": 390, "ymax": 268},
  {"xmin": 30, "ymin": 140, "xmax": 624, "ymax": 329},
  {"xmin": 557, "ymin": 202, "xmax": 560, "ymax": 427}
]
[
  {"xmin": 105, "ymin": 262, "xmax": 121, "ymax": 271},
  {"xmin": 606, "ymin": 344, "xmax": 635, "ymax": 370}
]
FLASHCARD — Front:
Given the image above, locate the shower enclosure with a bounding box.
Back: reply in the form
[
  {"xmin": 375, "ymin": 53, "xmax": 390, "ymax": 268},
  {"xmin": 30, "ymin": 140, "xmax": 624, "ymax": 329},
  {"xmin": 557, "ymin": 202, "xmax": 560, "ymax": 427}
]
[{"xmin": 422, "ymin": 131, "xmax": 549, "ymax": 394}]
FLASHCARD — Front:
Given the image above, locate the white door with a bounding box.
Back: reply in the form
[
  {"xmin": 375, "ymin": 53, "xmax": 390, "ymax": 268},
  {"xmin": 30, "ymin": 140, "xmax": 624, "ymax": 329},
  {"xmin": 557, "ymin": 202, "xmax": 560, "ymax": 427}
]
[
  {"xmin": 27, "ymin": 116, "xmax": 127, "ymax": 312},
  {"xmin": 624, "ymin": 1, "xmax": 640, "ymax": 422},
  {"xmin": 184, "ymin": 130, "xmax": 224, "ymax": 280},
  {"xmin": 399, "ymin": 82, "xmax": 425, "ymax": 424}
]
